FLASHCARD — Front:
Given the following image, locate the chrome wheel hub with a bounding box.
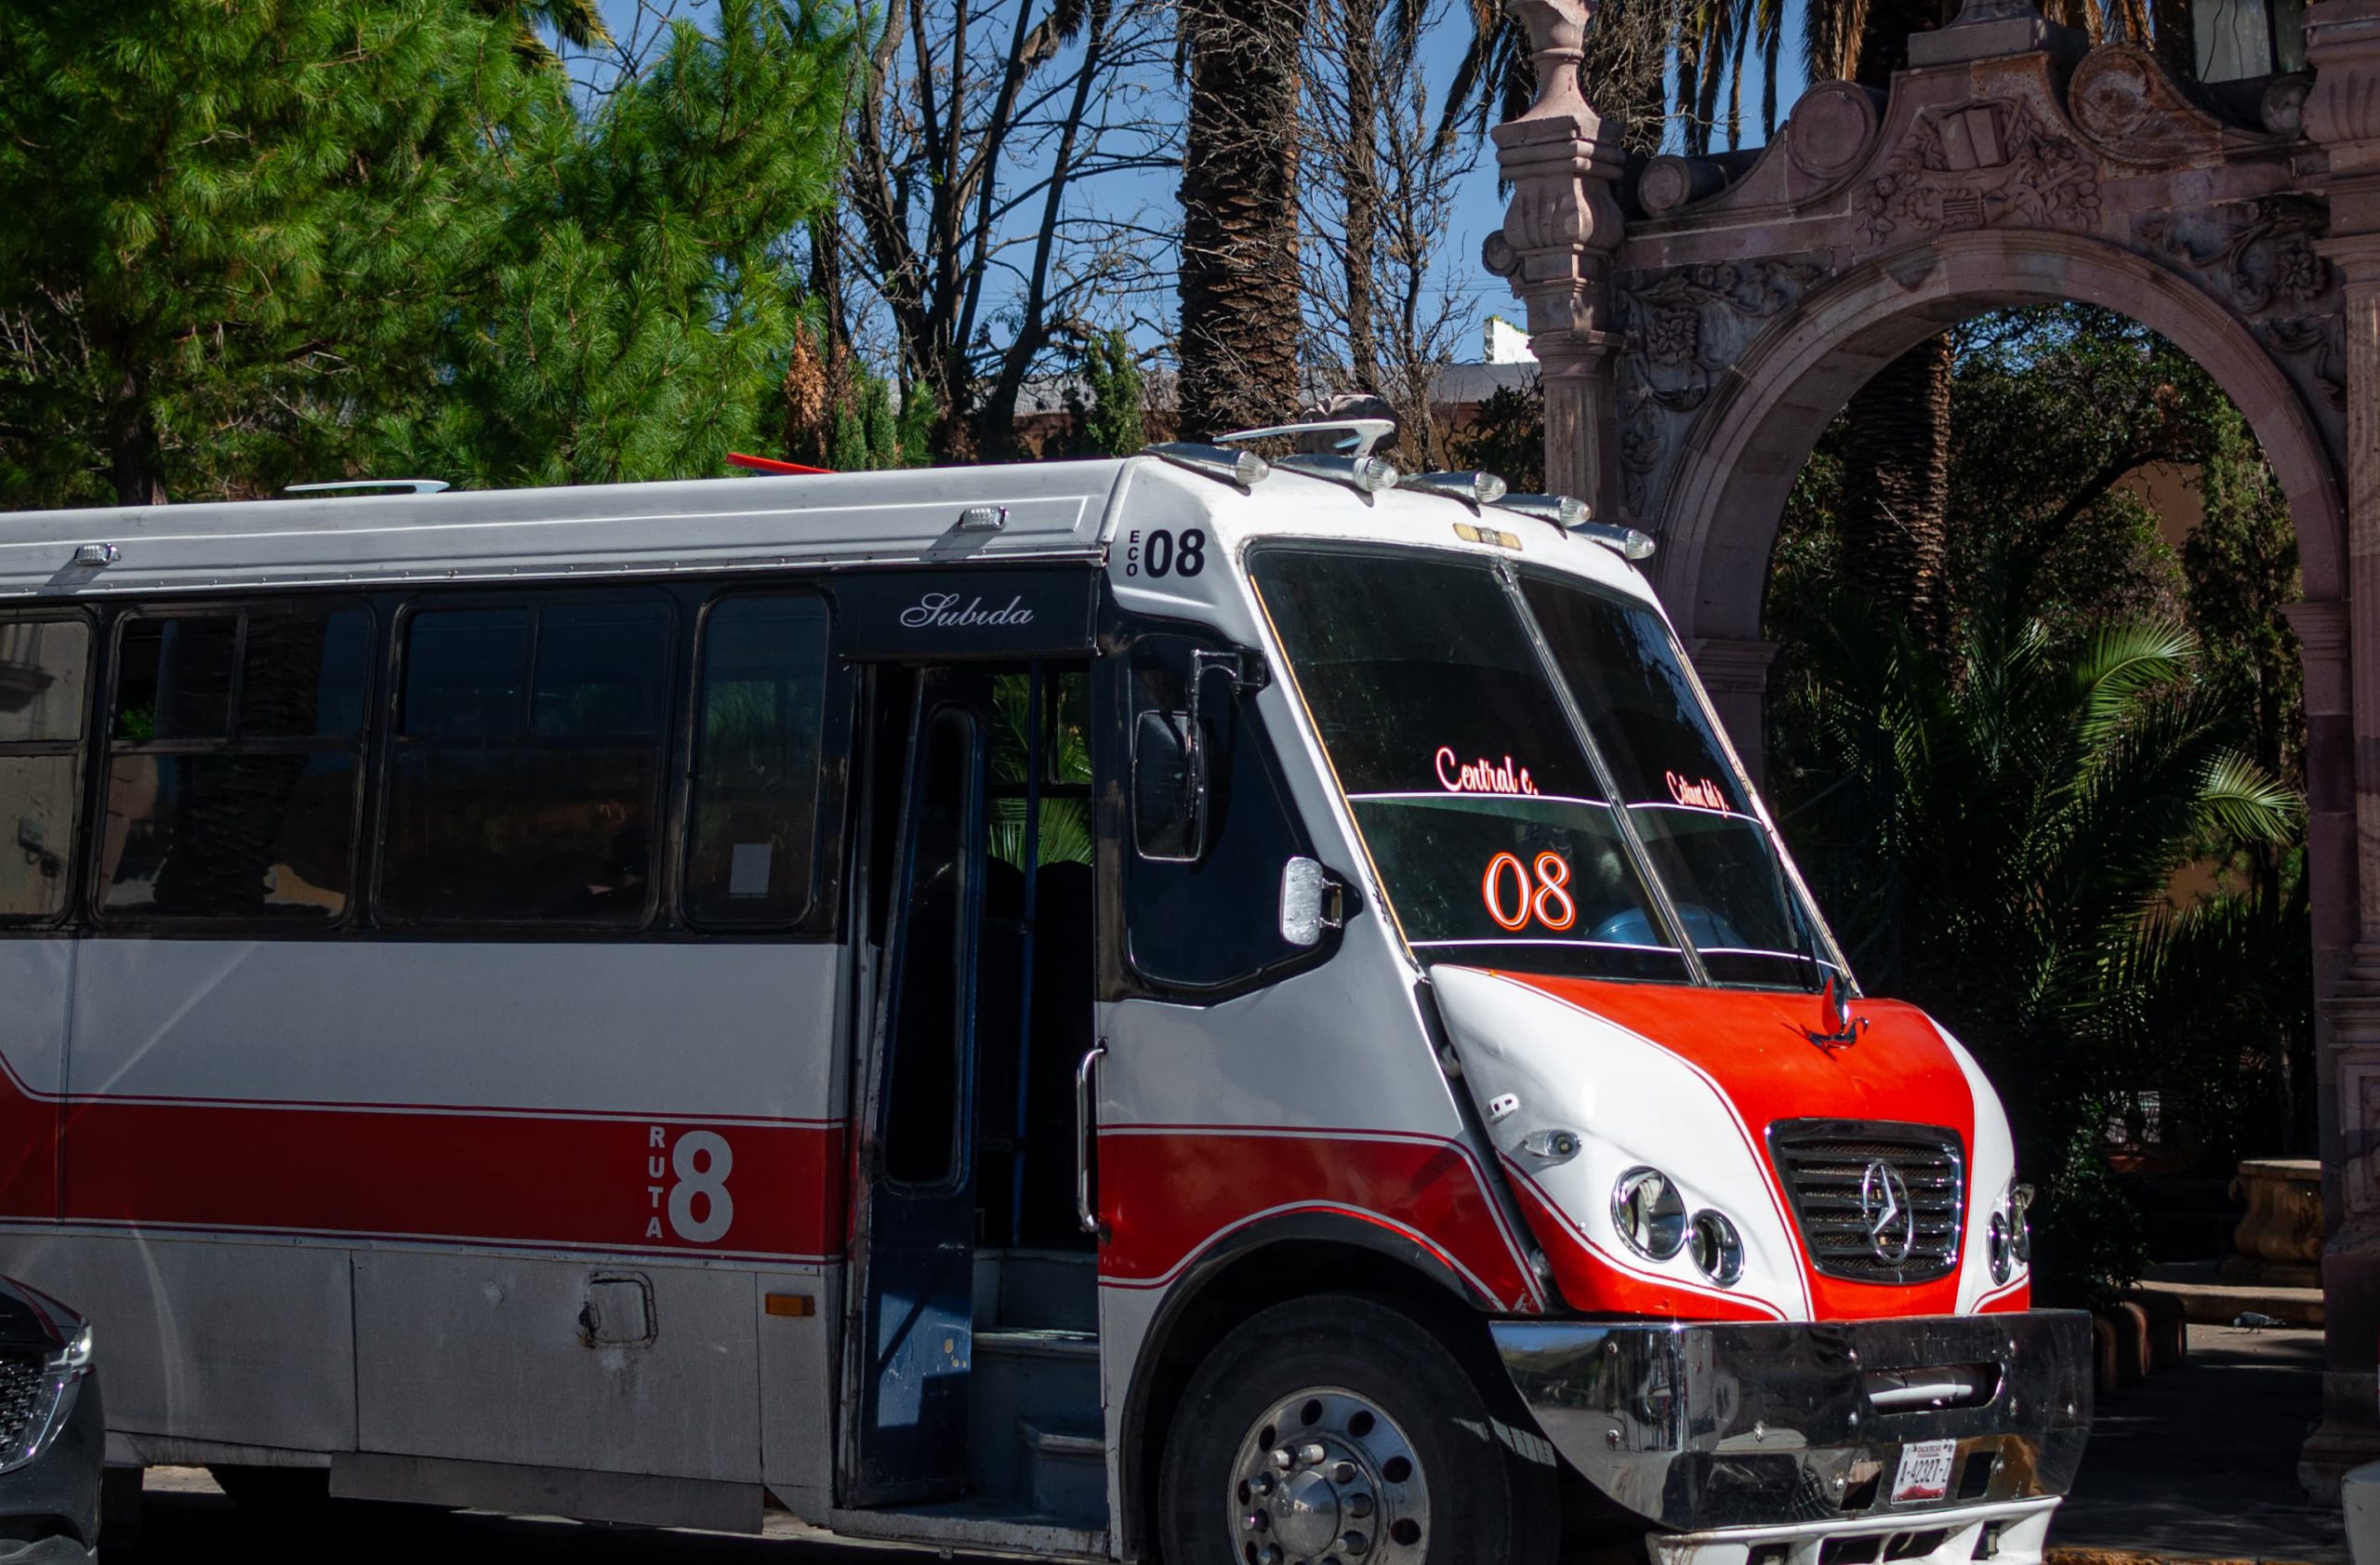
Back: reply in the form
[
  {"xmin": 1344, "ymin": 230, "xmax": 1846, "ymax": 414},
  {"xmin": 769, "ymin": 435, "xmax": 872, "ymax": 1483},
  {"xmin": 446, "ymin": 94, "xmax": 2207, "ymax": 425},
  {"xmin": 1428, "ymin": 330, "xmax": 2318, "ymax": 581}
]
[{"xmin": 1227, "ymin": 1387, "xmax": 1428, "ymax": 1565}]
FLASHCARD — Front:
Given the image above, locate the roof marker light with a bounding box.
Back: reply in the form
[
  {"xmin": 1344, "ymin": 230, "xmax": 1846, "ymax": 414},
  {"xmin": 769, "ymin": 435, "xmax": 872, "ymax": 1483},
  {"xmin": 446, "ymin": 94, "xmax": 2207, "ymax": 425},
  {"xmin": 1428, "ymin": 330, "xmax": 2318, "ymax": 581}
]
[
  {"xmin": 1272, "ymin": 452, "xmax": 1400, "ymax": 496},
  {"xmin": 1404, "ymin": 470, "xmax": 1510, "ymax": 507},
  {"xmin": 1578, "ymin": 521, "xmax": 1658, "ymax": 561},
  {"xmin": 1495, "ymin": 493, "xmax": 1590, "ymax": 530},
  {"xmin": 1146, "ymin": 442, "xmax": 1270, "ymax": 488}
]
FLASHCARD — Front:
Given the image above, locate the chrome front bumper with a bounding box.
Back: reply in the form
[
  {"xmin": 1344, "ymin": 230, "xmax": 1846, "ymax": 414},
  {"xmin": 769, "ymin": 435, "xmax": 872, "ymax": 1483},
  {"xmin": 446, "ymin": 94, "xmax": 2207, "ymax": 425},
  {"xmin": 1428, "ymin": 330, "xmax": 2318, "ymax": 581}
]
[{"xmin": 1492, "ymin": 1310, "xmax": 2093, "ymax": 1534}]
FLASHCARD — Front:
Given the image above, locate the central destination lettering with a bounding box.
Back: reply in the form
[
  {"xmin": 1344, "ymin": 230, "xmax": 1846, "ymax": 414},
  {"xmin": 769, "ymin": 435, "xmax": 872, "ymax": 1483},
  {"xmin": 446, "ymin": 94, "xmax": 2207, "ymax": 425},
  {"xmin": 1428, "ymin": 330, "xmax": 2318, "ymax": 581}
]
[{"xmin": 1435, "ymin": 746, "xmax": 1540, "ymax": 797}]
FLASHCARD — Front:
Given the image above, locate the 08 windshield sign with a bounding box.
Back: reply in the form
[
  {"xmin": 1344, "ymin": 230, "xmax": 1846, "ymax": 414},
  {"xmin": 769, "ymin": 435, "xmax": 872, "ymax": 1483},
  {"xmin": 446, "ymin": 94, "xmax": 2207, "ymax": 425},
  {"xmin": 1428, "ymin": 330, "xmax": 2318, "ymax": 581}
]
[{"xmin": 1250, "ymin": 544, "xmax": 1837, "ymax": 991}]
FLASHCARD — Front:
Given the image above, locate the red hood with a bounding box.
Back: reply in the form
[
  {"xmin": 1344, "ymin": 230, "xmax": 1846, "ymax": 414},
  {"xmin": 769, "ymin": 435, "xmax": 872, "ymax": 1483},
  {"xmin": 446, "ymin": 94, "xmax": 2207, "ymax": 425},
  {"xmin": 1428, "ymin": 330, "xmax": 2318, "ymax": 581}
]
[
  {"xmin": 1480, "ymin": 971, "xmax": 1984, "ymax": 1320},
  {"xmin": 1497, "ymin": 974, "xmax": 1976, "ymax": 1130}
]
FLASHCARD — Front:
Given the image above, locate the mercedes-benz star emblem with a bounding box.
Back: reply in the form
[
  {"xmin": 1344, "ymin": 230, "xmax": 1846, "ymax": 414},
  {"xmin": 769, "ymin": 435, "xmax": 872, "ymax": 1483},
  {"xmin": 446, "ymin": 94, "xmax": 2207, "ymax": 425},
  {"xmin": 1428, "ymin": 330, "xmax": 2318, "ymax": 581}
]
[{"xmin": 1858, "ymin": 1160, "xmax": 1915, "ymax": 1265}]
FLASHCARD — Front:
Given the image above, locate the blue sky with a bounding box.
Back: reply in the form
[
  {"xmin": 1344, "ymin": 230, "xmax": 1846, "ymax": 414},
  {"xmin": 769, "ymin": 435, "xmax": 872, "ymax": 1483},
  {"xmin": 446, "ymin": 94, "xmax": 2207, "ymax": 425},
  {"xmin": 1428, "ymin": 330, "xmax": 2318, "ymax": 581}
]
[{"xmin": 582, "ymin": 0, "xmax": 1817, "ymax": 368}]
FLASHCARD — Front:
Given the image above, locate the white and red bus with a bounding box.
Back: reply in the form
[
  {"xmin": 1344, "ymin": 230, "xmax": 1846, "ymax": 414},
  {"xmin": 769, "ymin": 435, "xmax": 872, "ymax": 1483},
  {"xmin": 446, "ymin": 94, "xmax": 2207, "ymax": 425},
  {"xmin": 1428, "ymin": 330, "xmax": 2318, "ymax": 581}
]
[{"xmin": 0, "ymin": 437, "xmax": 2087, "ymax": 1563}]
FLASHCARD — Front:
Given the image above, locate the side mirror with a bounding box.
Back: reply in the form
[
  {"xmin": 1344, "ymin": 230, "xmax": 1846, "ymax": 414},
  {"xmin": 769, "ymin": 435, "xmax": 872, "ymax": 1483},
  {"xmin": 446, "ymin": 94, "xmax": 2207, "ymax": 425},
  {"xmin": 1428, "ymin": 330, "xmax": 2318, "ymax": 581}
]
[
  {"xmin": 1278, "ymin": 855, "xmax": 1348, "ymax": 947},
  {"xmin": 1131, "ymin": 709, "xmax": 1207, "ymax": 862}
]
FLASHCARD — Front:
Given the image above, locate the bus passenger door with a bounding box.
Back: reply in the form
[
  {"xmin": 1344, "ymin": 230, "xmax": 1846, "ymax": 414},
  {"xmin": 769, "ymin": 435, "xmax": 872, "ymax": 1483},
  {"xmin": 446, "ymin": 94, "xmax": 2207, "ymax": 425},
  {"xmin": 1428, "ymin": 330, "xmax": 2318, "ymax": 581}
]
[{"xmin": 843, "ymin": 667, "xmax": 992, "ymax": 1505}]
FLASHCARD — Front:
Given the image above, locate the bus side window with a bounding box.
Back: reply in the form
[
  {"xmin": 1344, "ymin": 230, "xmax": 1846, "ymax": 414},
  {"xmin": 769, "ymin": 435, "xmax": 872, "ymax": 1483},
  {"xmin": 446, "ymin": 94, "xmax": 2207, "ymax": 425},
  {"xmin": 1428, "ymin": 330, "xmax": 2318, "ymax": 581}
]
[
  {"xmin": 1118, "ymin": 636, "xmax": 1313, "ymax": 993},
  {"xmin": 683, "ymin": 595, "xmax": 831, "ymax": 926},
  {"xmin": 379, "ymin": 595, "xmax": 673, "ymax": 928},
  {"xmin": 0, "ymin": 617, "xmax": 91, "ymax": 922},
  {"xmin": 99, "ymin": 604, "xmax": 370, "ymax": 922}
]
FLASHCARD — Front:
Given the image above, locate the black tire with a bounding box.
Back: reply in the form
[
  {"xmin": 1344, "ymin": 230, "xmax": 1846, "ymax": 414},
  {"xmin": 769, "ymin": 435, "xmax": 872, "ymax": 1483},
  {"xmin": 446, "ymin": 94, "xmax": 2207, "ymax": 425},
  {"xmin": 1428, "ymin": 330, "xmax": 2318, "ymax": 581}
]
[
  {"xmin": 1156, "ymin": 1293, "xmax": 1559, "ymax": 1565},
  {"xmin": 98, "ymin": 1466, "xmax": 142, "ymax": 1555}
]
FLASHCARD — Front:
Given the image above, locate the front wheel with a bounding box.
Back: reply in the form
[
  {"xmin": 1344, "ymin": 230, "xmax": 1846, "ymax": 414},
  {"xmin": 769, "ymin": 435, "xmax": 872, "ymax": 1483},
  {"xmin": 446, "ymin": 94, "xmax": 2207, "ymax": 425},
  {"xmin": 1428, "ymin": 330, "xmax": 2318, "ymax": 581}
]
[{"xmin": 1156, "ymin": 1293, "xmax": 1558, "ymax": 1565}]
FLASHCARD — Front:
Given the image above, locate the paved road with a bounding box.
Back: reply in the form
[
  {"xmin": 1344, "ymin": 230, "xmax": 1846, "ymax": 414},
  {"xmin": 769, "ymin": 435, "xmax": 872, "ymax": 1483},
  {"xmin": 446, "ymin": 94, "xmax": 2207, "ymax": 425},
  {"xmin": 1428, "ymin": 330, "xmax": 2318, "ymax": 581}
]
[
  {"xmin": 112, "ymin": 1470, "xmax": 1021, "ymax": 1564},
  {"xmin": 2052, "ymin": 1323, "xmax": 2345, "ymax": 1564}
]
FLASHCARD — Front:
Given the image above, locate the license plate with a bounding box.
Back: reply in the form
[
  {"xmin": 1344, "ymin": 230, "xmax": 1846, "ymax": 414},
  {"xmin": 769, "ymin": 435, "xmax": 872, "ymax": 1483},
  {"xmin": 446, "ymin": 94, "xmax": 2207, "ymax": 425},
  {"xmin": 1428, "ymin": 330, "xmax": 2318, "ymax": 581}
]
[{"xmin": 1891, "ymin": 1439, "xmax": 1958, "ymax": 1504}]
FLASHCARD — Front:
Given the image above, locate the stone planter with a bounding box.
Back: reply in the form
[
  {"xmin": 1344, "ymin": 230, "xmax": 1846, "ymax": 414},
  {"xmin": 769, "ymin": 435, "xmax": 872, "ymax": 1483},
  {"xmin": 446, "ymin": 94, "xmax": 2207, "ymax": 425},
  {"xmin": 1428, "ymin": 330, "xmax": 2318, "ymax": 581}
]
[{"xmin": 2222, "ymin": 1157, "xmax": 2323, "ymax": 1288}]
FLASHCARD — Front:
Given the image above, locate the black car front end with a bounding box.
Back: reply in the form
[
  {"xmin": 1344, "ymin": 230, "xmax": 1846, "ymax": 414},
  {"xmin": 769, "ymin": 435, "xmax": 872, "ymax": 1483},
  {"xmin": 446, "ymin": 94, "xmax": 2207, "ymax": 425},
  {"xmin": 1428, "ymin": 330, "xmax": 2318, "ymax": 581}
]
[{"xmin": 0, "ymin": 1282, "xmax": 102, "ymax": 1563}]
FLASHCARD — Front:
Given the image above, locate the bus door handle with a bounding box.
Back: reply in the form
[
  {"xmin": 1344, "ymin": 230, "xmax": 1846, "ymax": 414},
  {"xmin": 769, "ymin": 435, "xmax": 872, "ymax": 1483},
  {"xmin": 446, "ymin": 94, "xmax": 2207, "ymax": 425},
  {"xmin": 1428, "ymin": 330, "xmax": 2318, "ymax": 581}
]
[{"xmin": 1076, "ymin": 1041, "xmax": 1107, "ymax": 1237}]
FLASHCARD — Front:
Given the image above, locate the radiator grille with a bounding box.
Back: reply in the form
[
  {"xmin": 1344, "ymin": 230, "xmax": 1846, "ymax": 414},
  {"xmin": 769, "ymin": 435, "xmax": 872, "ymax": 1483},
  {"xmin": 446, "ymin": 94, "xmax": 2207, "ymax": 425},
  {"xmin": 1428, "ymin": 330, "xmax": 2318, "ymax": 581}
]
[
  {"xmin": 0, "ymin": 1352, "xmax": 50, "ymax": 1460},
  {"xmin": 1768, "ymin": 1121, "xmax": 1964, "ymax": 1283}
]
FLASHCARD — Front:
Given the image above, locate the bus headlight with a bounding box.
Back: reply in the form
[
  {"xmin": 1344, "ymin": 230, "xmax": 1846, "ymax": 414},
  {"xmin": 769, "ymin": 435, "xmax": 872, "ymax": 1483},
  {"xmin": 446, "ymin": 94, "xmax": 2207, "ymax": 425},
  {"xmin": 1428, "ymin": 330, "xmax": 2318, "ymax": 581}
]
[
  {"xmin": 1611, "ymin": 1166, "xmax": 1688, "ymax": 1261},
  {"xmin": 1688, "ymin": 1210, "xmax": 1743, "ymax": 1285},
  {"xmin": 1987, "ymin": 1181, "xmax": 2034, "ymax": 1284}
]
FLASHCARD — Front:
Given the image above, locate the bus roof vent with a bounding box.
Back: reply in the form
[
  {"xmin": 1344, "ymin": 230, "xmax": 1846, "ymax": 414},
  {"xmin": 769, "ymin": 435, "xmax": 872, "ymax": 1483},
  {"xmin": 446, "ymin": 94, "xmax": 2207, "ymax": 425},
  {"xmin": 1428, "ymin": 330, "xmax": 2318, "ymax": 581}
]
[
  {"xmin": 1146, "ymin": 442, "xmax": 1270, "ymax": 489},
  {"xmin": 283, "ymin": 479, "xmax": 450, "ymax": 497}
]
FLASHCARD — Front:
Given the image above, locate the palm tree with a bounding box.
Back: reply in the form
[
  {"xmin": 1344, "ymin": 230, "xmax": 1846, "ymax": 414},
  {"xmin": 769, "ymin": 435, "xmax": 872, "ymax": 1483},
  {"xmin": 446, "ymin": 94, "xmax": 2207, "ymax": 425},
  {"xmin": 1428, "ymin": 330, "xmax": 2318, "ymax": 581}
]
[
  {"xmin": 1176, "ymin": 0, "xmax": 1310, "ymax": 435},
  {"xmin": 472, "ymin": 0, "xmax": 611, "ymax": 65},
  {"xmin": 1773, "ymin": 576, "xmax": 2300, "ymax": 1295}
]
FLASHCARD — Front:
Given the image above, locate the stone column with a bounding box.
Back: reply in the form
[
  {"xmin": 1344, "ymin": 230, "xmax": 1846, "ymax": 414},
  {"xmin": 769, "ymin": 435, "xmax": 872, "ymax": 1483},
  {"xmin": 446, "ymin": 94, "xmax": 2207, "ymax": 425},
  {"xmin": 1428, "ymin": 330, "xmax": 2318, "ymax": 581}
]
[
  {"xmin": 1480, "ymin": 0, "xmax": 1625, "ymax": 518},
  {"xmin": 2296, "ymin": 0, "xmax": 2380, "ymax": 1497},
  {"xmin": 1692, "ymin": 637, "xmax": 1782, "ymax": 786}
]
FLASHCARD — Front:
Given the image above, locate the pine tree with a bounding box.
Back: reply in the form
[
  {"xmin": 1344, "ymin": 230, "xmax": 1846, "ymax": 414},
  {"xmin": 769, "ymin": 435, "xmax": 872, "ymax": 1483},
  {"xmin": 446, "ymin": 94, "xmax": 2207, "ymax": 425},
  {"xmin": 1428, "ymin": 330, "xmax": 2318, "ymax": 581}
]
[
  {"xmin": 386, "ymin": 0, "xmax": 855, "ymax": 487},
  {"xmin": 0, "ymin": 0, "xmax": 544, "ymax": 508},
  {"xmin": 1080, "ymin": 331, "xmax": 1147, "ymax": 457}
]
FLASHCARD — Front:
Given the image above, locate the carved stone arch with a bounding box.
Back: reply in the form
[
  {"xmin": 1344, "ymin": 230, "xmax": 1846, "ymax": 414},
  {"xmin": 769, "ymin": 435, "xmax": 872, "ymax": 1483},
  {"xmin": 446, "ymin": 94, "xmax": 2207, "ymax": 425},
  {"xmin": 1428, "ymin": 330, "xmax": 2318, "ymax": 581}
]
[{"xmin": 1652, "ymin": 229, "xmax": 2348, "ymax": 645}]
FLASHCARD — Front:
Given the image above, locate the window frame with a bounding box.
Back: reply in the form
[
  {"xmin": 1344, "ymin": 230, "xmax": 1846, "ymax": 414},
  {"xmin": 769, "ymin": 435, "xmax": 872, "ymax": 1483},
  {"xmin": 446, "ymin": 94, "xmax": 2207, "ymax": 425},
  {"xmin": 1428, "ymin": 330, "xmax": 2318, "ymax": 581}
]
[
  {"xmin": 876, "ymin": 697, "xmax": 987, "ymax": 1197},
  {"xmin": 17, "ymin": 574, "xmax": 857, "ymax": 945},
  {"xmin": 0, "ymin": 609, "xmax": 98, "ymax": 930},
  {"xmin": 680, "ymin": 588, "xmax": 837, "ymax": 934},
  {"xmin": 1094, "ymin": 604, "xmax": 1342, "ymax": 1006},
  {"xmin": 92, "ymin": 597, "xmax": 376, "ymax": 932},
  {"xmin": 372, "ymin": 587, "xmax": 682, "ymax": 935}
]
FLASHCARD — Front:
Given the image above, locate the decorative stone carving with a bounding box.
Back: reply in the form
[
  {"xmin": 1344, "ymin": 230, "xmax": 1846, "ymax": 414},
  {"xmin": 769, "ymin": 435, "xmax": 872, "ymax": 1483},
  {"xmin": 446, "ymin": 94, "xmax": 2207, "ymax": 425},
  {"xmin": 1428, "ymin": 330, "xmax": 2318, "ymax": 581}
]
[
  {"xmin": 2069, "ymin": 44, "xmax": 2226, "ymax": 165},
  {"xmin": 2135, "ymin": 196, "xmax": 2345, "ymax": 413},
  {"xmin": 1489, "ymin": 0, "xmax": 1624, "ymax": 301},
  {"xmin": 1614, "ymin": 259, "xmax": 1825, "ymax": 516},
  {"xmin": 2138, "ymin": 194, "xmax": 2334, "ymax": 315},
  {"xmin": 1638, "ymin": 156, "xmax": 1730, "ymax": 217},
  {"xmin": 2265, "ymin": 314, "xmax": 2349, "ymax": 409},
  {"xmin": 1783, "ymin": 83, "xmax": 1881, "ymax": 182},
  {"xmin": 1858, "ymin": 97, "xmax": 2101, "ymax": 245},
  {"xmin": 2263, "ymin": 73, "xmax": 2314, "ymax": 139},
  {"xmin": 1488, "ymin": 0, "xmax": 1625, "ymax": 506}
]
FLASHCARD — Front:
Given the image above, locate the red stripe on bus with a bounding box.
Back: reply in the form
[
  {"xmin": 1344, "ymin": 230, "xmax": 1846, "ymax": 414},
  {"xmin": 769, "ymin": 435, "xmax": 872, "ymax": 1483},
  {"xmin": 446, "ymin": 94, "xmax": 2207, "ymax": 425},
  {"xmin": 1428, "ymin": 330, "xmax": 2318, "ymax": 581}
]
[
  {"xmin": 1504, "ymin": 1165, "xmax": 1787, "ymax": 1322},
  {"xmin": 9, "ymin": 1085, "xmax": 847, "ymax": 1262},
  {"xmin": 1093, "ymin": 1127, "xmax": 1541, "ymax": 1312}
]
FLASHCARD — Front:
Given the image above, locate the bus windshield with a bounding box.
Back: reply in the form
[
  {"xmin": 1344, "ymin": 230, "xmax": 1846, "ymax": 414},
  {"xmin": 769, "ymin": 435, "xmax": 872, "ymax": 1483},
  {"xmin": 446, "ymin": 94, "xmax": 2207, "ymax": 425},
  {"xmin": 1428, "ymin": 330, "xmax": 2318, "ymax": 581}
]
[{"xmin": 1249, "ymin": 543, "xmax": 1837, "ymax": 991}]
